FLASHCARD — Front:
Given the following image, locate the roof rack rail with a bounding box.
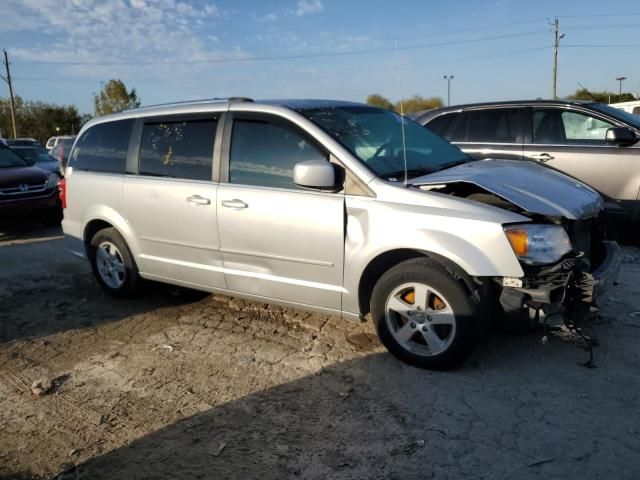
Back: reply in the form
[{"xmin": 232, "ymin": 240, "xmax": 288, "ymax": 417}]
[{"xmin": 126, "ymin": 97, "xmax": 254, "ymax": 112}]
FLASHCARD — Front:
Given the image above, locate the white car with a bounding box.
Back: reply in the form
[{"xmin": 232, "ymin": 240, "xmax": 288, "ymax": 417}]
[{"xmin": 61, "ymin": 98, "xmax": 621, "ymax": 370}]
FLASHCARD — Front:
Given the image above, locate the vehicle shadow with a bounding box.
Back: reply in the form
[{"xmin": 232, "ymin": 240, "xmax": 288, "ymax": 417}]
[
  {"xmin": 0, "ymin": 218, "xmax": 62, "ymax": 244},
  {"xmin": 0, "ymin": 230, "xmax": 210, "ymax": 345},
  {"xmin": 21, "ymin": 345, "xmax": 640, "ymax": 480}
]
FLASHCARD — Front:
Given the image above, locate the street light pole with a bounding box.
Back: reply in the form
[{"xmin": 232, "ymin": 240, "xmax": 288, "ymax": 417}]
[
  {"xmin": 444, "ymin": 75, "xmax": 454, "ymax": 106},
  {"xmin": 615, "ymin": 76, "xmax": 627, "ymax": 101}
]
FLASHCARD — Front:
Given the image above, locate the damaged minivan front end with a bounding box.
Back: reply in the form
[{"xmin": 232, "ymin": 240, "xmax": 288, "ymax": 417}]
[{"xmin": 412, "ymin": 159, "xmax": 622, "ymax": 328}]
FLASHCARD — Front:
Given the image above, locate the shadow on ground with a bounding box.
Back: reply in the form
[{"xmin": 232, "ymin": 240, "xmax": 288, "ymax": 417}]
[{"xmin": 14, "ymin": 347, "xmax": 636, "ymax": 480}]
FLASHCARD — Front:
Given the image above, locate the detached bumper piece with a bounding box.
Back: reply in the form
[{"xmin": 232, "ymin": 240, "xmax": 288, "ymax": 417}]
[{"xmin": 498, "ymin": 241, "xmax": 621, "ymax": 326}]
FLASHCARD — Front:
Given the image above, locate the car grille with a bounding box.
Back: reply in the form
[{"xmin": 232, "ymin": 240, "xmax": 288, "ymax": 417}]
[
  {"xmin": 566, "ymin": 215, "xmax": 606, "ymax": 272},
  {"xmin": 0, "ymin": 181, "xmax": 49, "ymax": 201},
  {"xmin": 522, "ymin": 257, "xmax": 576, "ymax": 289}
]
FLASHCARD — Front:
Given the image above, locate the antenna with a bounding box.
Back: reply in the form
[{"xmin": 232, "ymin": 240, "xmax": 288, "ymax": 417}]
[
  {"xmin": 577, "ymin": 82, "xmax": 598, "ymax": 102},
  {"xmin": 394, "ymin": 38, "xmax": 409, "ymax": 187}
]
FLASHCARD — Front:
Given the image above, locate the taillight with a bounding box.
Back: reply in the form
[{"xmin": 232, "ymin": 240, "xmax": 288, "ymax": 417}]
[{"xmin": 59, "ymin": 178, "xmax": 67, "ymax": 209}]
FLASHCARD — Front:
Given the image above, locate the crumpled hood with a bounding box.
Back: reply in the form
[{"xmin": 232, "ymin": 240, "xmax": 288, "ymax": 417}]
[{"xmin": 410, "ymin": 159, "xmax": 603, "ymax": 220}]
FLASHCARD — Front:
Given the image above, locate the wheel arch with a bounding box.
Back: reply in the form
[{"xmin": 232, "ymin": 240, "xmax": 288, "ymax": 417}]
[
  {"xmin": 357, "ymin": 248, "xmax": 477, "ymax": 317},
  {"xmin": 81, "ymin": 206, "xmax": 140, "ymax": 259}
]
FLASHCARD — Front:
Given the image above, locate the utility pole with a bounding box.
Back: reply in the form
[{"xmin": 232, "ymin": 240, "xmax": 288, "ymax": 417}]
[
  {"xmin": 551, "ymin": 17, "xmax": 565, "ymax": 100},
  {"xmin": 615, "ymin": 76, "xmax": 627, "ymax": 101},
  {"xmin": 1, "ymin": 49, "xmax": 17, "ymax": 138},
  {"xmin": 444, "ymin": 75, "xmax": 454, "ymax": 106}
]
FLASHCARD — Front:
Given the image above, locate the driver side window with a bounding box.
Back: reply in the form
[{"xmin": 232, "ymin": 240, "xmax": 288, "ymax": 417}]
[
  {"xmin": 532, "ymin": 108, "xmax": 615, "ymax": 145},
  {"xmin": 229, "ymin": 119, "xmax": 326, "ymax": 190}
]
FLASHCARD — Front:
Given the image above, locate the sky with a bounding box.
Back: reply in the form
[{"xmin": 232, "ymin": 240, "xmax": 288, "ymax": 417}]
[{"xmin": 1, "ymin": 0, "xmax": 639, "ymax": 114}]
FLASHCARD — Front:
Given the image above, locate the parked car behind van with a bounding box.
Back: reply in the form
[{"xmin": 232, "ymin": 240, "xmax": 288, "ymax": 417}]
[
  {"xmin": 62, "ymin": 98, "xmax": 620, "ymax": 369},
  {"xmin": 415, "ymin": 100, "xmax": 640, "ymax": 222},
  {"xmin": 0, "ymin": 143, "xmax": 62, "ymax": 225},
  {"xmin": 46, "ymin": 136, "xmax": 76, "ymax": 172}
]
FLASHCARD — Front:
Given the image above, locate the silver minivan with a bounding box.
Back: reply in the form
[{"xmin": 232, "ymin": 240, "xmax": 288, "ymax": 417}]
[{"xmin": 62, "ymin": 98, "xmax": 620, "ymax": 369}]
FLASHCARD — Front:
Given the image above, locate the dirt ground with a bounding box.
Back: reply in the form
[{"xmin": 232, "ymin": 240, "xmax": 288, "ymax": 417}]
[{"xmin": 1, "ymin": 223, "xmax": 639, "ymax": 480}]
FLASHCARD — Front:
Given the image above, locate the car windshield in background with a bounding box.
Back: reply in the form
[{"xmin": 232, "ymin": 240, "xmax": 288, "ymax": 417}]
[
  {"xmin": 59, "ymin": 138, "xmax": 75, "ymax": 148},
  {"xmin": 0, "ymin": 146, "xmax": 30, "ymax": 168},
  {"xmin": 12, "ymin": 146, "xmax": 56, "ymax": 164},
  {"xmin": 297, "ymin": 106, "xmax": 471, "ymax": 180},
  {"xmin": 589, "ymin": 103, "xmax": 640, "ymax": 130}
]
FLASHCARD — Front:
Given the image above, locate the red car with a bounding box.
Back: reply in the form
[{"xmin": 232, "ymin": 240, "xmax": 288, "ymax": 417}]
[{"xmin": 0, "ymin": 143, "xmax": 62, "ymax": 225}]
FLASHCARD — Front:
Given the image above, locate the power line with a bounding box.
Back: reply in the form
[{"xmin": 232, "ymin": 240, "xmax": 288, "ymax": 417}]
[
  {"xmin": 12, "ymin": 46, "xmax": 554, "ymax": 86},
  {"xmin": 12, "ymin": 30, "xmax": 549, "ymax": 66}
]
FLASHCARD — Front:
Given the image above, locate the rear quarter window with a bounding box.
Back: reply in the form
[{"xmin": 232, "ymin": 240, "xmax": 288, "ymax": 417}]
[{"xmin": 70, "ymin": 120, "xmax": 133, "ymax": 173}]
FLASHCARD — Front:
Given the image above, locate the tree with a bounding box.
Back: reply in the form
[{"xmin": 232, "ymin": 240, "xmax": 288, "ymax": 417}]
[
  {"xmin": 93, "ymin": 79, "xmax": 141, "ymax": 116},
  {"xmin": 366, "ymin": 94, "xmax": 444, "ymax": 114},
  {"xmin": 396, "ymin": 95, "xmax": 443, "ymax": 114},
  {"xmin": 567, "ymin": 88, "xmax": 636, "ymax": 104},
  {"xmin": 366, "ymin": 94, "xmax": 395, "ymax": 111},
  {"xmin": 0, "ymin": 96, "xmax": 82, "ymax": 143}
]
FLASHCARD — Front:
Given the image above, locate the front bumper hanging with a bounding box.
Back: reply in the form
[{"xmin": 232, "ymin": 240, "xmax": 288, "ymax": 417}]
[{"xmin": 498, "ymin": 241, "xmax": 622, "ymax": 325}]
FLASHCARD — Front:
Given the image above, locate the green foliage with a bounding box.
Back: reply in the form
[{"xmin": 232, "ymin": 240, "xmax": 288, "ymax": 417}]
[
  {"xmin": 366, "ymin": 94, "xmax": 395, "ymax": 111},
  {"xmin": 567, "ymin": 88, "xmax": 636, "ymax": 104},
  {"xmin": 397, "ymin": 95, "xmax": 443, "ymax": 114},
  {"xmin": 94, "ymin": 79, "xmax": 141, "ymax": 116},
  {"xmin": 366, "ymin": 94, "xmax": 444, "ymax": 114},
  {"xmin": 0, "ymin": 96, "xmax": 82, "ymax": 143}
]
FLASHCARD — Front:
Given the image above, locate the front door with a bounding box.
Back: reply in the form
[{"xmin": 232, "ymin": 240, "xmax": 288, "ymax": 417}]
[
  {"xmin": 217, "ymin": 115, "xmax": 345, "ymax": 310},
  {"xmin": 523, "ymin": 107, "xmax": 640, "ymax": 218},
  {"xmin": 124, "ymin": 115, "xmax": 226, "ymax": 288}
]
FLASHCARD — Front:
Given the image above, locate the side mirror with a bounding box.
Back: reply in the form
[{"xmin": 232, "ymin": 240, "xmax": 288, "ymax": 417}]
[
  {"xmin": 605, "ymin": 127, "xmax": 638, "ymax": 146},
  {"xmin": 293, "ymin": 159, "xmax": 336, "ymax": 189}
]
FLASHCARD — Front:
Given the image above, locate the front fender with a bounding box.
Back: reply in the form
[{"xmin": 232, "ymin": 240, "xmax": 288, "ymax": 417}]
[{"xmin": 342, "ymin": 197, "xmax": 524, "ymax": 315}]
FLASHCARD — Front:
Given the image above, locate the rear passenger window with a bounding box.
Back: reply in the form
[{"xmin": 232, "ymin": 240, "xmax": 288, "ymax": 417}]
[
  {"xmin": 229, "ymin": 119, "xmax": 326, "ymax": 190},
  {"xmin": 139, "ymin": 119, "xmax": 216, "ymax": 181},
  {"xmin": 467, "ymin": 109, "xmax": 519, "ymax": 143},
  {"xmin": 71, "ymin": 119, "xmax": 133, "ymax": 173},
  {"xmin": 426, "ymin": 114, "xmax": 456, "ymax": 137}
]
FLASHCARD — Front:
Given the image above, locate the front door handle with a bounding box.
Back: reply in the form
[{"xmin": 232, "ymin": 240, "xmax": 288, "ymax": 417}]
[
  {"xmin": 530, "ymin": 153, "xmax": 554, "ymax": 162},
  {"xmin": 187, "ymin": 195, "xmax": 211, "ymax": 206},
  {"xmin": 221, "ymin": 199, "xmax": 248, "ymax": 209}
]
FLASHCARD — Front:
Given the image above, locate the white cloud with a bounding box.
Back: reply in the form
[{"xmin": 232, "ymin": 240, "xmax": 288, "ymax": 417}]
[
  {"xmin": 294, "ymin": 0, "xmax": 323, "ymax": 16},
  {"xmin": 2, "ymin": 0, "xmax": 242, "ymax": 73},
  {"xmin": 258, "ymin": 13, "xmax": 278, "ymax": 22}
]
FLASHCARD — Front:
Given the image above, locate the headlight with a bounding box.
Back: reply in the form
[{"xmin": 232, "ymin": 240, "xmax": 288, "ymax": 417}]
[
  {"xmin": 46, "ymin": 173, "xmax": 60, "ymax": 189},
  {"xmin": 504, "ymin": 224, "xmax": 572, "ymax": 265}
]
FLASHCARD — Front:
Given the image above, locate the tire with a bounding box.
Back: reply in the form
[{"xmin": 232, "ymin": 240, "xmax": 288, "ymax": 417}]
[
  {"xmin": 88, "ymin": 227, "xmax": 141, "ymax": 297},
  {"xmin": 41, "ymin": 206, "xmax": 63, "ymax": 227},
  {"xmin": 371, "ymin": 257, "xmax": 479, "ymax": 370}
]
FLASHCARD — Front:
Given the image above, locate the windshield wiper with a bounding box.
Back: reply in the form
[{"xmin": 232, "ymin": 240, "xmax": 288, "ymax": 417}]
[
  {"xmin": 381, "ymin": 168, "xmax": 435, "ymax": 181},
  {"xmin": 433, "ymin": 159, "xmax": 469, "ymax": 172}
]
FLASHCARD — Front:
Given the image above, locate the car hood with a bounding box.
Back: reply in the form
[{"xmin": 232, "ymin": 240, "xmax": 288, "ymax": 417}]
[
  {"xmin": 410, "ymin": 159, "xmax": 603, "ymax": 220},
  {"xmin": 0, "ymin": 166, "xmax": 48, "ymax": 188}
]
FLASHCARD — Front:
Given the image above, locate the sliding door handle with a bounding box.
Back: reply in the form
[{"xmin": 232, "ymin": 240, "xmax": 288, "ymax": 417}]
[
  {"xmin": 221, "ymin": 199, "xmax": 248, "ymax": 209},
  {"xmin": 530, "ymin": 153, "xmax": 554, "ymax": 162},
  {"xmin": 187, "ymin": 195, "xmax": 211, "ymax": 206}
]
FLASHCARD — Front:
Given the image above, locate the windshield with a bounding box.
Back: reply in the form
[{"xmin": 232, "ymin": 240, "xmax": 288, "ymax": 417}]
[
  {"xmin": 13, "ymin": 147, "xmax": 56, "ymax": 164},
  {"xmin": 0, "ymin": 145, "xmax": 30, "ymax": 168},
  {"xmin": 297, "ymin": 105, "xmax": 471, "ymax": 180},
  {"xmin": 589, "ymin": 103, "xmax": 640, "ymax": 130}
]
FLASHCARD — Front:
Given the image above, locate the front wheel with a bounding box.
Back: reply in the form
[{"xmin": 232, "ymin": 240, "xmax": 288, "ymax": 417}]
[
  {"xmin": 89, "ymin": 227, "xmax": 141, "ymax": 297},
  {"xmin": 371, "ymin": 258, "xmax": 479, "ymax": 370}
]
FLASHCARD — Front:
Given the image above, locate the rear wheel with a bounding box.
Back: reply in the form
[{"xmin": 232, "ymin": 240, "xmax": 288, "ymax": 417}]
[
  {"xmin": 371, "ymin": 258, "xmax": 479, "ymax": 370},
  {"xmin": 89, "ymin": 227, "xmax": 141, "ymax": 297}
]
